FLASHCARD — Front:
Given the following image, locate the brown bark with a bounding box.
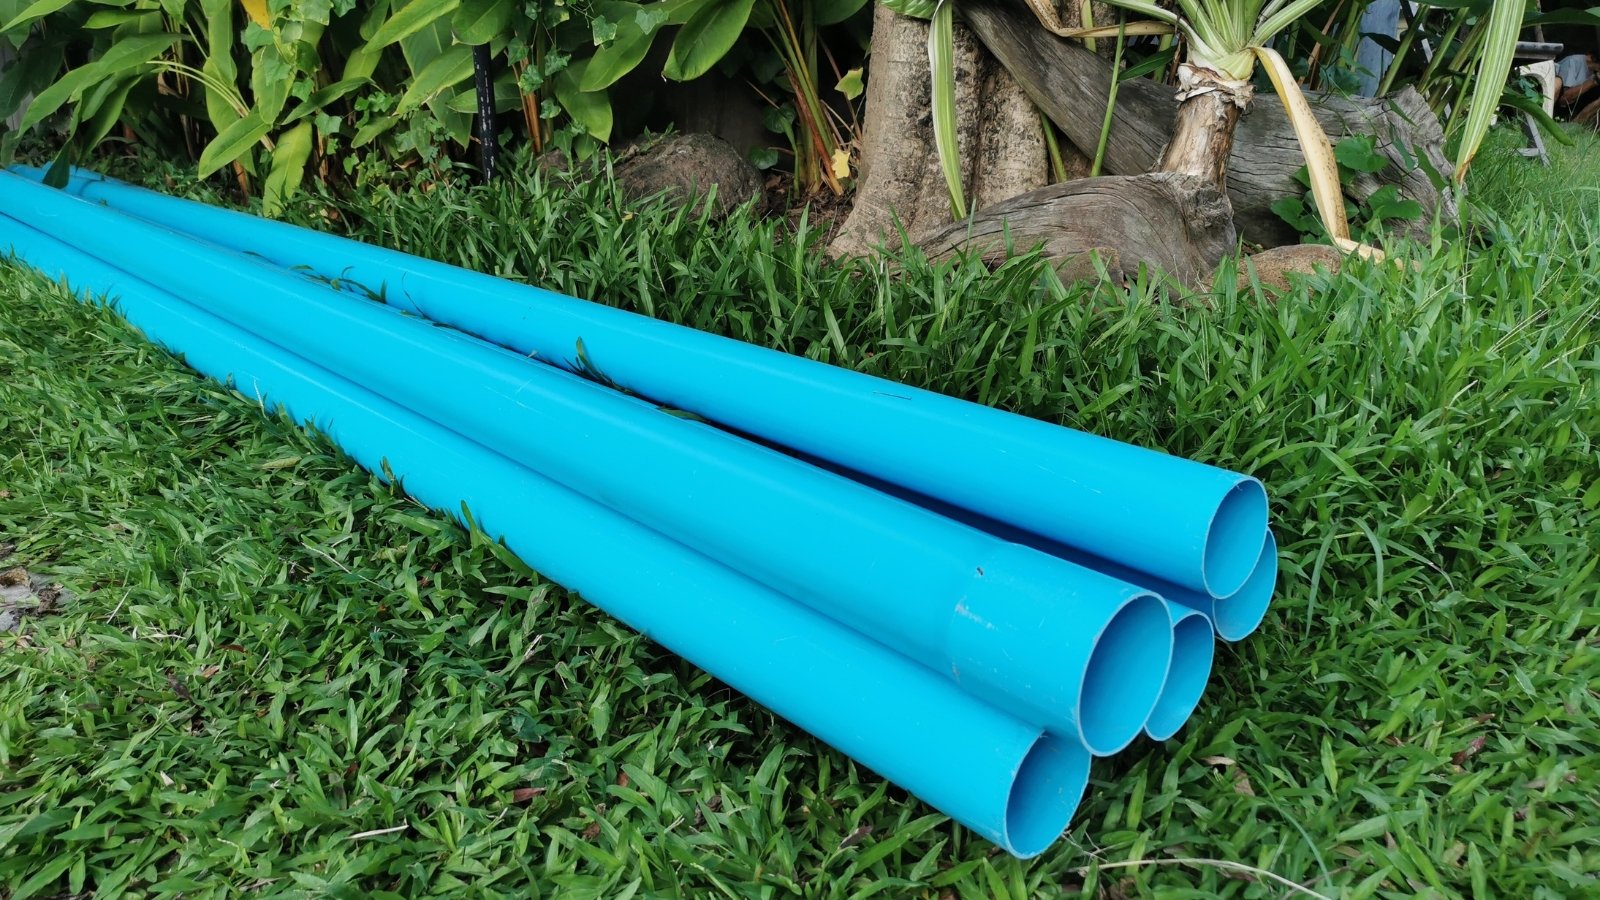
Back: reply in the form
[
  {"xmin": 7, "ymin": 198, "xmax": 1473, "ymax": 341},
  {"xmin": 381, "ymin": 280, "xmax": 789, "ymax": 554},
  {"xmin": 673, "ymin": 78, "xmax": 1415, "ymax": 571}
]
[
  {"xmin": 916, "ymin": 173, "xmax": 1236, "ymax": 286},
  {"xmin": 961, "ymin": 0, "xmax": 1457, "ymax": 247},
  {"xmin": 830, "ymin": 5, "xmax": 1046, "ymax": 258},
  {"xmin": 1159, "ymin": 93, "xmax": 1241, "ymax": 187}
]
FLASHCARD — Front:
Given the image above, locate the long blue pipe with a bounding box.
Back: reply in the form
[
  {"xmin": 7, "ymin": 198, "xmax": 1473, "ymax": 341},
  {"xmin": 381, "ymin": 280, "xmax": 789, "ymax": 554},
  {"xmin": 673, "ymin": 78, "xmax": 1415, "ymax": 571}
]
[
  {"xmin": 773, "ymin": 439, "xmax": 1278, "ymax": 644},
  {"xmin": 0, "ymin": 213, "xmax": 1093, "ymax": 859},
  {"xmin": 0, "ymin": 172, "xmax": 1172, "ymax": 755},
  {"xmin": 13, "ymin": 165, "xmax": 1269, "ymax": 602}
]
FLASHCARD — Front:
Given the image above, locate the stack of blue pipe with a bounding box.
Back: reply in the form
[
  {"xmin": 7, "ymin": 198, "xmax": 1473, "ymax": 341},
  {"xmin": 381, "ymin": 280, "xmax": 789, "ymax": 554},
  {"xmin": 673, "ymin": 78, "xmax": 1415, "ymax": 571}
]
[{"xmin": 0, "ymin": 166, "xmax": 1278, "ymax": 858}]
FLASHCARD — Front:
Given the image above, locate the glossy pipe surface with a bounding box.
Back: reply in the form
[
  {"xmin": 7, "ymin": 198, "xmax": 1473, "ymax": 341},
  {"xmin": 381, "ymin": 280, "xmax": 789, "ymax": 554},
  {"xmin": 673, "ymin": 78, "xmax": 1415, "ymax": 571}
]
[
  {"xmin": 0, "ymin": 214, "xmax": 1093, "ymax": 858},
  {"xmin": 0, "ymin": 174, "xmax": 1172, "ymax": 755},
  {"xmin": 18, "ymin": 165, "xmax": 1268, "ymax": 600}
]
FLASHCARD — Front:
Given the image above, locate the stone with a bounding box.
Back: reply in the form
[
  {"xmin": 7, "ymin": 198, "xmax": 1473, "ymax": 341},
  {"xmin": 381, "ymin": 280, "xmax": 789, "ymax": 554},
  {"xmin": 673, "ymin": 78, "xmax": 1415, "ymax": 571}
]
[
  {"xmin": 614, "ymin": 133, "xmax": 764, "ymax": 219},
  {"xmin": 1240, "ymin": 243, "xmax": 1345, "ymax": 293}
]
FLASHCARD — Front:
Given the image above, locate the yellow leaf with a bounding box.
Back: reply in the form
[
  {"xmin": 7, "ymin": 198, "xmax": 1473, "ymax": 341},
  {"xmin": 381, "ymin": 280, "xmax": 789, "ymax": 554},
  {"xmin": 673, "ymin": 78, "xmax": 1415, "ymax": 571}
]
[
  {"xmin": 238, "ymin": 0, "xmax": 270, "ymax": 27},
  {"xmin": 1251, "ymin": 45, "xmax": 1348, "ymax": 242},
  {"xmin": 830, "ymin": 149, "xmax": 852, "ymax": 181}
]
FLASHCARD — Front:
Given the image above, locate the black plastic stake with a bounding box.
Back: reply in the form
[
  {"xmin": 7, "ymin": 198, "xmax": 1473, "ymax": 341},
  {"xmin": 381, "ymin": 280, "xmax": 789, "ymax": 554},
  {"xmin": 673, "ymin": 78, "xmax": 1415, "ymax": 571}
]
[{"xmin": 472, "ymin": 44, "xmax": 500, "ymax": 182}]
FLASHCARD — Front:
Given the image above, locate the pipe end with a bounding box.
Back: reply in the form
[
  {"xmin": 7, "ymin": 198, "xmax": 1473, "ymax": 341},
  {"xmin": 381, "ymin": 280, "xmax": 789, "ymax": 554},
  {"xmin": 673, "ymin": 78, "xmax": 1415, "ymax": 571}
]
[
  {"xmin": 1143, "ymin": 605, "xmax": 1216, "ymax": 740},
  {"xmin": 948, "ymin": 547, "xmax": 1173, "ymax": 756},
  {"xmin": 1001, "ymin": 733, "xmax": 1091, "ymax": 858},
  {"xmin": 1201, "ymin": 478, "xmax": 1269, "ymax": 600},
  {"xmin": 1213, "ymin": 530, "xmax": 1277, "ymax": 642}
]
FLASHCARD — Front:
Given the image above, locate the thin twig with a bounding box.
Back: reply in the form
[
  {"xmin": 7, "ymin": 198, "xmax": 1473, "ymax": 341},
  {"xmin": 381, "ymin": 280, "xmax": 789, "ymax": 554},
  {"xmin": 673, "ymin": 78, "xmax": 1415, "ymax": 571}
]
[
  {"xmin": 1075, "ymin": 858, "xmax": 1335, "ymax": 899},
  {"xmin": 346, "ymin": 823, "xmax": 410, "ymax": 840}
]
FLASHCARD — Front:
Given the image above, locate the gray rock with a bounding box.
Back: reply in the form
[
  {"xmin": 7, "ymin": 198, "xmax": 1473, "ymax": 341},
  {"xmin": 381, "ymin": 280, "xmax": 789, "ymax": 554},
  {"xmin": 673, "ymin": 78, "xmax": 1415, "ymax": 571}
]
[
  {"xmin": 614, "ymin": 133, "xmax": 764, "ymax": 219},
  {"xmin": 0, "ymin": 567, "xmax": 71, "ymax": 633}
]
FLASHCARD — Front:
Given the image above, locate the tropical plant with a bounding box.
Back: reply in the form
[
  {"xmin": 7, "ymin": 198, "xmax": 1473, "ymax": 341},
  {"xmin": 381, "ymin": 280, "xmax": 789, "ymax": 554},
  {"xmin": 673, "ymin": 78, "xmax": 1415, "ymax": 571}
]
[
  {"xmin": 0, "ymin": 0, "xmax": 512, "ymax": 210},
  {"xmin": 570, "ymin": 0, "xmax": 871, "ymax": 192},
  {"xmin": 1271, "ymin": 134, "xmax": 1426, "ymax": 241},
  {"xmin": 898, "ymin": 0, "xmax": 1528, "ymax": 249}
]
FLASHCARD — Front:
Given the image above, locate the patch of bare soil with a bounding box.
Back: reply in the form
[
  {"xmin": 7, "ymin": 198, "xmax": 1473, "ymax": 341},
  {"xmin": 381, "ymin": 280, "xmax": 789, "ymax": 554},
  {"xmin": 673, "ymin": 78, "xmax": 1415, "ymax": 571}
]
[{"xmin": 0, "ymin": 545, "xmax": 73, "ymax": 633}]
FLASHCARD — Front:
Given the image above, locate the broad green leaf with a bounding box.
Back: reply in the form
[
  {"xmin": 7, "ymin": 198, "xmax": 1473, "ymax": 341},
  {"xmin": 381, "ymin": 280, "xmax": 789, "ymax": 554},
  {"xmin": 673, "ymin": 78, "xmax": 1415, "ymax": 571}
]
[
  {"xmin": 1526, "ymin": 7, "xmax": 1600, "ymax": 25},
  {"xmin": 399, "ymin": 15, "xmax": 451, "ymax": 75},
  {"xmin": 396, "ymin": 44, "xmax": 473, "ymax": 114},
  {"xmin": 84, "ymin": 9, "xmax": 149, "ymax": 27},
  {"xmin": 0, "ymin": 36, "xmax": 60, "ymax": 119},
  {"xmin": 662, "ymin": 0, "xmax": 756, "ymax": 81},
  {"xmin": 341, "ymin": 0, "xmax": 392, "ymax": 79},
  {"xmin": 262, "ymin": 121, "xmax": 314, "ymax": 216},
  {"xmin": 1452, "ymin": 0, "xmax": 1523, "ymax": 181},
  {"xmin": 581, "ymin": 5, "xmax": 659, "ymax": 91},
  {"xmin": 2, "ymin": 0, "xmax": 74, "ymax": 32},
  {"xmin": 95, "ymin": 33, "xmax": 181, "ymax": 74},
  {"xmin": 445, "ymin": 71, "xmax": 519, "ymax": 112},
  {"xmin": 19, "ymin": 62, "xmax": 105, "ymax": 131},
  {"xmin": 198, "ymin": 111, "xmax": 272, "ymax": 176},
  {"xmin": 881, "ymin": 0, "xmax": 935, "ymax": 19},
  {"xmin": 201, "ymin": 0, "xmax": 237, "ymax": 78},
  {"xmin": 929, "ymin": 0, "xmax": 964, "ymax": 218},
  {"xmin": 74, "ymin": 67, "xmax": 127, "ymax": 123},
  {"xmin": 352, "ymin": 112, "xmax": 399, "ymax": 147},
  {"xmin": 452, "ymin": 0, "xmax": 513, "ymax": 44},
  {"xmin": 358, "ymin": 0, "xmax": 392, "ymax": 37},
  {"xmin": 553, "ymin": 59, "xmax": 612, "ymax": 141},
  {"xmin": 79, "ymin": 77, "xmax": 137, "ymax": 148},
  {"xmin": 250, "ymin": 45, "xmax": 296, "ymax": 120},
  {"xmin": 367, "ymin": 0, "xmax": 461, "ymax": 49},
  {"xmin": 813, "ymin": 0, "xmax": 868, "ymax": 26},
  {"xmin": 657, "ymin": 0, "xmax": 701, "ymax": 24},
  {"xmin": 341, "ymin": 42, "xmax": 385, "ymax": 81},
  {"xmin": 42, "ymin": 144, "xmax": 72, "ymax": 186},
  {"xmin": 437, "ymin": 100, "xmax": 474, "ymax": 145}
]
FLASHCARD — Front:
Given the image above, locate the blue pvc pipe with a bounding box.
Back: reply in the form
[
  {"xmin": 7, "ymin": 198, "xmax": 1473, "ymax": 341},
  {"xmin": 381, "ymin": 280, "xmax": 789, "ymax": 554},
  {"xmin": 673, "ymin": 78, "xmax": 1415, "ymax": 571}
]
[
  {"xmin": 771, "ymin": 442, "xmax": 1279, "ymax": 644},
  {"xmin": 0, "ymin": 172, "xmax": 1173, "ymax": 755},
  {"xmin": 0, "ymin": 213, "xmax": 1093, "ymax": 859},
  {"xmin": 1042, "ymin": 530, "xmax": 1278, "ymax": 644},
  {"xmin": 1143, "ymin": 606, "xmax": 1215, "ymax": 741},
  {"xmin": 15, "ymin": 165, "xmax": 1269, "ymax": 601}
]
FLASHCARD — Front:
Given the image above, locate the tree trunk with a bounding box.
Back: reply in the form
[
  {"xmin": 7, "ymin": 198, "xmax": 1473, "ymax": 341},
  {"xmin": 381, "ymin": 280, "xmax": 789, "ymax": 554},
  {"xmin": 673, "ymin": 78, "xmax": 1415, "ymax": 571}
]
[
  {"xmin": 830, "ymin": 4, "xmax": 1047, "ymax": 258},
  {"xmin": 961, "ymin": 0, "xmax": 1457, "ymax": 247},
  {"xmin": 1157, "ymin": 66, "xmax": 1246, "ymax": 190}
]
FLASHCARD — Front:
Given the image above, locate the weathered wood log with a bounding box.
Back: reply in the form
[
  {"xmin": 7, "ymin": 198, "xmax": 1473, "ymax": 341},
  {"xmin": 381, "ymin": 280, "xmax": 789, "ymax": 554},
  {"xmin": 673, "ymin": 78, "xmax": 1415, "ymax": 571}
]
[
  {"xmin": 917, "ymin": 173, "xmax": 1237, "ymax": 286},
  {"xmin": 960, "ymin": 0, "xmax": 1456, "ymax": 247}
]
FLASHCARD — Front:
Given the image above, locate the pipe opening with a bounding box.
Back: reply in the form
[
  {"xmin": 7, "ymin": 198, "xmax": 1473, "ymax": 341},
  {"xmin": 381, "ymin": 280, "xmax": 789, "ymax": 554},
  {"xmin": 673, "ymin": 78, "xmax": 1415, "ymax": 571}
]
[
  {"xmin": 1077, "ymin": 592, "xmax": 1172, "ymax": 755},
  {"xmin": 1002, "ymin": 732, "xmax": 1091, "ymax": 859},
  {"xmin": 1202, "ymin": 479, "xmax": 1269, "ymax": 599},
  {"xmin": 1143, "ymin": 608, "xmax": 1216, "ymax": 740},
  {"xmin": 1214, "ymin": 530, "xmax": 1277, "ymax": 642}
]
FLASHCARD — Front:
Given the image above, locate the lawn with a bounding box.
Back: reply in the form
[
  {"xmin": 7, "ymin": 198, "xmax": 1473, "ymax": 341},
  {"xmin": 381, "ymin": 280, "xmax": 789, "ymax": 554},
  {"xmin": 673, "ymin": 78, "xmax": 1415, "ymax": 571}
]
[{"xmin": 1, "ymin": 130, "xmax": 1597, "ymax": 897}]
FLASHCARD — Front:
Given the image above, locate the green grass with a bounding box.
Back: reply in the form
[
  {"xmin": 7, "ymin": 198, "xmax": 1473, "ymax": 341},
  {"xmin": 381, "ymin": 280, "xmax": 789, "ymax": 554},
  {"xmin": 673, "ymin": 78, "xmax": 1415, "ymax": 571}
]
[{"xmin": 2, "ymin": 130, "xmax": 1598, "ymax": 897}]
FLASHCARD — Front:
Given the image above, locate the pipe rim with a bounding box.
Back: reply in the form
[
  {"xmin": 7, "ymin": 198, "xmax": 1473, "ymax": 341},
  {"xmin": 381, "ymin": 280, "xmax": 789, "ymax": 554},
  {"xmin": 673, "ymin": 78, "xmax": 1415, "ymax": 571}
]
[
  {"xmin": 1213, "ymin": 530, "xmax": 1277, "ymax": 642},
  {"xmin": 1002, "ymin": 732, "xmax": 1091, "ymax": 858},
  {"xmin": 1202, "ymin": 478, "xmax": 1269, "ymax": 600},
  {"xmin": 1142, "ymin": 607, "xmax": 1216, "ymax": 741},
  {"xmin": 1076, "ymin": 591, "xmax": 1172, "ymax": 755}
]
